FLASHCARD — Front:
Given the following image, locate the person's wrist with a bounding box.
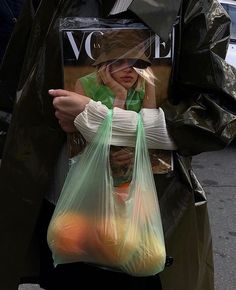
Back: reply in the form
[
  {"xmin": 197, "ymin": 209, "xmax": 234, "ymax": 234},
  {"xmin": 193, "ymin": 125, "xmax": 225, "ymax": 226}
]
[
  {"xmin": 113, "ymin": 97, "xmax": 126, "ymax": 109},
  {"xmin": 78, "ymin": 96, "xmax": 90, "ymax": 113},
  {"xmin": 110, "ymin": 84, "xmax": 126, "ymax": 97},
  {"xmin": 115, "ymin": 89, "xmax": 127, "ymax": 100}
]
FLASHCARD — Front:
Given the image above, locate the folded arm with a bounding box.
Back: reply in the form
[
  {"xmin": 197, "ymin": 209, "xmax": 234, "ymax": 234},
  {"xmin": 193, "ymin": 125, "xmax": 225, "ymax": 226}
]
[{"xmin": 74, "ymin": 99, "xmax": 176, "ymax": 150}]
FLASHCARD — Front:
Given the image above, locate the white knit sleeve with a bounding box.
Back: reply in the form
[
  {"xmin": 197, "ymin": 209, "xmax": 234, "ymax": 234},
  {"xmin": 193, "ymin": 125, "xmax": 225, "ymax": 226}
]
[
  {"xmin": 74, "ymin": 99, "xmax": 177, "ymax": 149},
  {"xmin": 140, "ymin": 108, "xmax": 177, "ymax": 150}
]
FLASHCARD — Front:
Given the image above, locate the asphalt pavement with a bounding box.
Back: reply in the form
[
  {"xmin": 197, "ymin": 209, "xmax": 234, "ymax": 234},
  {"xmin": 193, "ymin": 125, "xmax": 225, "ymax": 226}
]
[
  {"xmin": 19, "ymin": 143, "xmax": 236, "ymax": 290},
  {"xmin": 192, "ymin": 143, "xmax": 236, "ymax": 290}
]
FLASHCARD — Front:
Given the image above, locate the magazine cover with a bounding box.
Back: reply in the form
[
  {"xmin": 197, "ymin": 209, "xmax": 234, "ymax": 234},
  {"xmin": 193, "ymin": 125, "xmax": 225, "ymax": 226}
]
[{"xmin": 60, "ymin": 17, "xmax": 174, "ymax": 176}]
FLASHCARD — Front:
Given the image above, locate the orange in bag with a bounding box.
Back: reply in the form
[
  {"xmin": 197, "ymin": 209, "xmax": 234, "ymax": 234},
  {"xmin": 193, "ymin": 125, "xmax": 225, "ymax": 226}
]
[{"xmin": 47, "ymin": 212, "xmax": 91, "ymax": 257}]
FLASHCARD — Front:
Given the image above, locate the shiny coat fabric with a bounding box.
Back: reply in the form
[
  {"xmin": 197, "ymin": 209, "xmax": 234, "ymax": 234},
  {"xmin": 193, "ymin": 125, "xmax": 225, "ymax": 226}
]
[
  {"xmin": 0, "ymin": 0, "xmax": 26, "ymax": 62},
  {"xmin": 0, "ymin": 0, "xmax": 236, "ymax": 289},
  {"xmin": 0, "ymin": 0, "xmax": 26, "ymax": 156}
]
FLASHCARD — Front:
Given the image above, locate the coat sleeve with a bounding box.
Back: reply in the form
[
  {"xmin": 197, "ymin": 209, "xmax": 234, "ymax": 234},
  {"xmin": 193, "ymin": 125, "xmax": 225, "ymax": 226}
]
[
  {"xmin": 0, "ymin": 0, "xmax": 38, "ymax": 157},
  {"xmin": 163, "ymin": 0, "xmax": 236, "ymax": 156},
  {"xmin": 0, "ymin": 0, "xmax": 38, "ymax": 112}
]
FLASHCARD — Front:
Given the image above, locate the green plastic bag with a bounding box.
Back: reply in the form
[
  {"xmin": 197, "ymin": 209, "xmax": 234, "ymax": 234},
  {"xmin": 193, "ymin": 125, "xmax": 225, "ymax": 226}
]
[{"xmin": 47, "ymin": 110, "xmax": 166, "ymax": 276}]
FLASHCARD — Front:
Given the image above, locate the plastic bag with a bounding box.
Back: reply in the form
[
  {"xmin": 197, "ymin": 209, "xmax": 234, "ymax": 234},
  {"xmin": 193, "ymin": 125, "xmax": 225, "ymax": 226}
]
[{"xmin": 47, "ymin": 110, "xmax": 166, "ymax": 277}]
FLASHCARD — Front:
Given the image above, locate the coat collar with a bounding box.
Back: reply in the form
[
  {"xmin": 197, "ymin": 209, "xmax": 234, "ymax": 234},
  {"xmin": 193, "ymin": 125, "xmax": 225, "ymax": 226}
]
[{"xmin": 101, "ymin": 0, "xmax": 182, "ymax": 41}]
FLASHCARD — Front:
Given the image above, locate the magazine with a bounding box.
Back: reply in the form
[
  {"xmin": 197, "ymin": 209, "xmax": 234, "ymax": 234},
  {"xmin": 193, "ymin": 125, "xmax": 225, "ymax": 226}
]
[{"xmin": 60, "ymin": 17, "xmax": 174, "ymax": 176}]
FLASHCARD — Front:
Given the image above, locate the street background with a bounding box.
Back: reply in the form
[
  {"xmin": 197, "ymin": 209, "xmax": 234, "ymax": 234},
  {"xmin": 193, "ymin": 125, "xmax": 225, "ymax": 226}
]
[{"xmin": 19, "ymin": 143, "xmax": 236, "ymax": 290}]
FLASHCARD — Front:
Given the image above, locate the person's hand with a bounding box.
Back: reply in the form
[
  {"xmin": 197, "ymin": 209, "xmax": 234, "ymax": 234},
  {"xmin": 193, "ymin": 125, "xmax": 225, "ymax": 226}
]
[
  {"xmin": 48, "ymin": 89, "xmax": 90, "ymax": 133},
  {"xmin": 99, "ymin": 65, "xmax": 127, "ymax": 96},
  {"xmin": 110, "ymin": 147, "xmax": 134, "ymax": 167},
  {"xmin": 99, "ymin": 65, "xmax": 127, "ymax": 109}
]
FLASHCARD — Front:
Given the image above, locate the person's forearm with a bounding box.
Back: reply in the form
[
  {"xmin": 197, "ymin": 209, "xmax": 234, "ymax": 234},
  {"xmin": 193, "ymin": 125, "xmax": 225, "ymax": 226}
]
[
  {"xmin": 142, "ymin": 84, "xmax": 156, "ymax": 108},
  {"xmin": 142, "ymin": 68, "xmax": 157, "ymax": 109}
]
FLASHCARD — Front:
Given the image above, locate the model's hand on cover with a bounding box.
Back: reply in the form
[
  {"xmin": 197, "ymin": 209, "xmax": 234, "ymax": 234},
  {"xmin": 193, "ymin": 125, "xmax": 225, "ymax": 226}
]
[
  {"xmin": 110, "ymin": 147, "xmax": 134, "ymax": 167},
  {"xmin": 49, "ymin": 89, "xmax": 90, "ymax": 133},
  {"xmin": 99, "ymin": 65, "xmax": 127, "ymax": 109}
]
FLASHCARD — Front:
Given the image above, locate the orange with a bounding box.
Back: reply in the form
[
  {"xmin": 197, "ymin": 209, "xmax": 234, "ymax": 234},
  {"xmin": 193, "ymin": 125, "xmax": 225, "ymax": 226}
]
[
  {"xmin": 93, "ymin": 216, "xmax": 140, "ymax": 267},
  {"xmin": 124, "ymin": 234, "xmax": 166, "ymax": 276},
  {"xmin": 47, "ymin": 212, "xmax": 91, "ymax": 257}
]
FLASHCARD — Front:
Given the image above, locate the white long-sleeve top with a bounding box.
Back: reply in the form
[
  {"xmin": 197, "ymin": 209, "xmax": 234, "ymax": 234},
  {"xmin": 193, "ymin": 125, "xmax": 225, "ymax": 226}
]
[{"xmin": 74, "ymin": 100, "xmax": 177, "ymax": 150}]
